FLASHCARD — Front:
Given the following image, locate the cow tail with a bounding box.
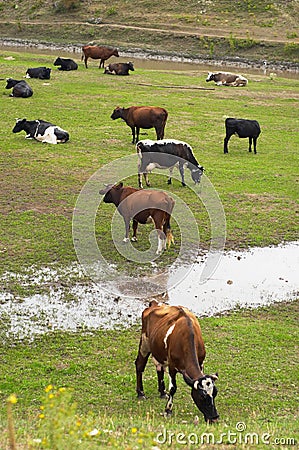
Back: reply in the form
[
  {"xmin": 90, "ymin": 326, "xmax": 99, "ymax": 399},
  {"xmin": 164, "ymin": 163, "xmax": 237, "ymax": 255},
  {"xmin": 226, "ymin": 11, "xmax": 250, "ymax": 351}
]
[
  {"xmin": 81, "ymin": 51, "xmax": 84, "ymax": 61},
  {"xmin": 165, "ymin": 213, "xmax": 174, "ymax": 248}
]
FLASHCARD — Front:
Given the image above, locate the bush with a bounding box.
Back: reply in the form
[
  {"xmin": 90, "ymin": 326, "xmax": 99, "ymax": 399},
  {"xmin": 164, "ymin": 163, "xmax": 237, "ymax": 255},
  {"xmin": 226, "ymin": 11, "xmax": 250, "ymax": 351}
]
[{"xmin": 53, "ymin": 0, "xmax": 81, "ymax": 13}]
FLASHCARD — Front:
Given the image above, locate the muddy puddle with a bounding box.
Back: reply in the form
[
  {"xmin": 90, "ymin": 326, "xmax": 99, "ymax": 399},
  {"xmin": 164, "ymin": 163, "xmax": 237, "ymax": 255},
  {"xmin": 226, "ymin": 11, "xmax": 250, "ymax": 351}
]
[{"xmin": 0, "ymin": 241, "xmax": 298, "ymax": 341}]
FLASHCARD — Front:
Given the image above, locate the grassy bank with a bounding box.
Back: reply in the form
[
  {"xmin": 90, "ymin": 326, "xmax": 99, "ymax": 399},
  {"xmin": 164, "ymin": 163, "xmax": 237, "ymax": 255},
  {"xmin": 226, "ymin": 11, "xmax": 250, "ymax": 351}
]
[{"xmin": 0, "ymin": 301, "xmax": 298, "ymax": 449}]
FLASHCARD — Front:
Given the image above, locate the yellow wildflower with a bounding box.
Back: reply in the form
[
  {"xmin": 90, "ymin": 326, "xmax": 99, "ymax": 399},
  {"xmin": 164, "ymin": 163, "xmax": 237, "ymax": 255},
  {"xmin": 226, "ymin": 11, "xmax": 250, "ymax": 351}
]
[
  {"xmin": 45, "ymin": 385, "xmax": 53, "ymax": 393},
  {"xmin": 7, "ymin": 394, "xmax": 17, "ymax": 404},
  {"xmin": 131, "ymin": 427, "xmax": 138, "ymax": 434}
]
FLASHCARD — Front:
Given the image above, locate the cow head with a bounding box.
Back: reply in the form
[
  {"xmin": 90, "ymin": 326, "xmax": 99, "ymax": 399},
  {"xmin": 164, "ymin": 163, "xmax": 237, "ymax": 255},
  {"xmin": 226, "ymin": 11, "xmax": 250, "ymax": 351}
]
[
  {"xmin": 113, "ymin": 48, "xmax": 120, "ymax": 57},
  {"xmin": 99, "ymin": 182, "xmax": 123, "ymax": 205},
  {"xmin": 111, "ymin": 107, "xmax": 123, "ymax": 120},
  {"xmin": 191, "ymin": 166, "xmax": 204, "ymax": 184},
  {"xmin": 183, "ymin": 373, "xmax": 219, "ymax": 423},
  {"xmin": 12, "ymin": 118, "xmax": 26, "ymax": 133},
  {"xmin": 128, "ymin": 62, "xmax": 135, "ymax": 71},
  {"xmin": 206, "ymin": 72, "xmax": 215, "ymax": 82},
  {"xmin": 54, "ymin": 58, "xmax": 62, "ymax": 66},
  {"xmin": 6, "ymin": 78, "xmax": 17, "ymax": 89}
]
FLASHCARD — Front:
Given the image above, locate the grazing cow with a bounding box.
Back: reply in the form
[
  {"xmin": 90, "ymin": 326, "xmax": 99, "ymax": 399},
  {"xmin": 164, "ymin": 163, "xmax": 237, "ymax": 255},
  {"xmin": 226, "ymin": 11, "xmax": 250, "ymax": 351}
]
[
  {"xmin": 224, "ymin": 118, "xmax": 261, "ymax": 154},
  {"xmin": 12, "ymin": 118, "xmax": 69, "ymax": 144},
  {"xmin": 111, "ymin": 106, "xmax": 168, "ymax": 144},
  {"xmin": 135, "ymin": 301, "xmax": 219, "ymax": 423},
  {"xmin": 136, "ymin": 139, "xmax": 204, "ymax": 188},
  {"xmin": 104, "ymin": 61, "xmax": 134, "ymax": 75},
  {"xmin": 206, "ymin": 72, "xmax": 248, "ymax": 87},
  {"xmin": 26, "ymin": 67, "xmax": 51, "ymax": 79},
  {"xmin": 54, "ymin": 57, "xmax": 78, "ymax": 71},
  {"xmin": 99, "ymin": 182, "xmax": 175, "ymax": 254},
  {"xmin": 5, "ymin": 78, "xmax": 33, "ymax": 98},
  {"xmin": 81, "ymin": 45, "xmax": 119, "ymax": 68}
]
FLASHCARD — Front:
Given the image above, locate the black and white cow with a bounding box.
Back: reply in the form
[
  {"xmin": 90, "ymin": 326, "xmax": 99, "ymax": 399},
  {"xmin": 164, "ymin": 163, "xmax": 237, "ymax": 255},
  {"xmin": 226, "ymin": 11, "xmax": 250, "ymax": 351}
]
[
  {"xmin": 54, "ymin": 57, "xmax": 78, "ymax": 71},
  {"xmin": 104, "ymin": 62, "xmax": 134, "ymax": 75},
  {"xmin": 5, "ymin": 78, "xmax": 33, "ymax": 98},
  {"xmin": 12, "ymin": 118, "xmax": 69, "ymax": 144},
  {"xmin": 136, "ymin": 139, "xmax": 204, "ymax": 188},
  {"xmin": 26, "ymin": 67, "xmax": 51, "ymax": 79},
  {"xmin": 206, "ymin": 72, "xmax": 248, "ymax": 87},
  {"xmin": 224, "ymin": 118, "xmax": 261, "ymax": 154}
]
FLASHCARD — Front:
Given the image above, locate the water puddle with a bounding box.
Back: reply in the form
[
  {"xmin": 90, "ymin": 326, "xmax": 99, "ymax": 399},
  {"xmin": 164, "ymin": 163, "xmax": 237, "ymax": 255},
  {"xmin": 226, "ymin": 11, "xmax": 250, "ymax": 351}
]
[
  {"xmin": 0, "ymin": 242, "xmax": 298, "ymax": 341},
  {"xmin": 169, "ymin": 241, "xmax": 299, "ymax": 315}
]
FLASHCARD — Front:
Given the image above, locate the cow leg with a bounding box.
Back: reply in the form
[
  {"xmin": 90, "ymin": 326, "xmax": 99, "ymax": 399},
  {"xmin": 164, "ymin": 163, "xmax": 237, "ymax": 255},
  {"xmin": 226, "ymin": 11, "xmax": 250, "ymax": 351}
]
[
  {"xmin": 132, "ymin": 219, "xmax": 138, "ymax": 242},
  {"xmin": 179, "ymin": 163, "xmax": 186, "ymax": 187},
  {"xmin": 152, "ymin": 358, "xmax": 167, "ymax": 398},
  {"xmin": 135, "ymin": 335, "xmax": 151, "ymax": 399},
  {"xmin": 131, "ymin": 127, "xmax": 136, "ymax": 144},
  {"xmin": 135, "ymin": 127, "xmax": 140, "ymax": 144},
  {"xmin": 84, "ymin": 56, "xmax": 88, "ymax": 68},
  {"xmin": 167, "ymin": 166, "xmax": 174, "ymax": 185},
  {"xmin": 253, "ymin": 137, "xmax": 257, "ymax": 154},
  {"xmin": 123, "ymin": 217, "xmax": 130, "ymax": 242},
  {"xmin": 224, "ymin": 134, "xmax": 231, "ymax": 153},
  {"xmin": 165, "ymin": 369, "xmax": 177, "ymax": 416},
  {"xmin": 249, "ymin": 137, "xmax": 253, "ymax": 152},
  {"xmin": 144, "ymin": 173, "xmax": 150, "ymax": 187},
  {"xmin": 99, "ymin": 59, "xmax": 104, "ymax": 69}
]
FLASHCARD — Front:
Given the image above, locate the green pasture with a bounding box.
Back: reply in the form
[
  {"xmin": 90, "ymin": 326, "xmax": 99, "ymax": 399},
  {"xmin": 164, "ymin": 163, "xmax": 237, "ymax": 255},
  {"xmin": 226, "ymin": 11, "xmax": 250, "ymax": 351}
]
[
  {"xmin": 0, "ymin": 50, "xmax": 298, "ymax": 276},
  {"xmin": 0, "ymin": 50, "xmax": 298, "ymax": 448}
]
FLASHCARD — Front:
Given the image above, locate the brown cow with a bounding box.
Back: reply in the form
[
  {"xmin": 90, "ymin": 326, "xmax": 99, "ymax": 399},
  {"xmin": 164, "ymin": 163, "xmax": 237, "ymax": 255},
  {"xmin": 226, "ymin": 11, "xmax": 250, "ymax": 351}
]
[
  {"xmin": 99, "ymin": 183, "xmax": 174, "ymax": 254},
  {"xmin": 135, "ymin": 301, "xmax": 219, "ymax": 423},
  {"xmin": 111, "ymin": 106, "xmax": 168, "ymax": 144},
  {"xmin": 81, "ymin": 45, "xmax": 119, "ymax": 68}
]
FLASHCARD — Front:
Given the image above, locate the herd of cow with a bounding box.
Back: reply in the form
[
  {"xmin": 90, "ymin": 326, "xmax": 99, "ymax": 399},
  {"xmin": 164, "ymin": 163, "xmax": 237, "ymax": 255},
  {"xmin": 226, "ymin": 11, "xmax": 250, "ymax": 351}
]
[{"xmin": 5, "ymin": 44, "xmax": 264, "ymax": 423}]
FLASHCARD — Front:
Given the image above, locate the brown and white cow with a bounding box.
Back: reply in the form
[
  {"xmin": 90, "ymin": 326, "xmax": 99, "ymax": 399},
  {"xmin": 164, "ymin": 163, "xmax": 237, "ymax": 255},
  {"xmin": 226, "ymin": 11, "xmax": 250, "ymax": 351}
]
[
  {"xmin": 135, "ymin": 301, "xmax": 219, "ymax": 423},
  {"xmin": 99, "ymin": 183, "xmax": 174, "ymax": 254},
  {"xmin": 111, "ymin": 106, "xmax": 168, "ymax": 143},
  {"xmin": 206, "ymin": 72, "xmax": 248, "ymax": 87},
  {"xmin": 81, "ymin": 45, "xmax": 119, "ymax": 68}
]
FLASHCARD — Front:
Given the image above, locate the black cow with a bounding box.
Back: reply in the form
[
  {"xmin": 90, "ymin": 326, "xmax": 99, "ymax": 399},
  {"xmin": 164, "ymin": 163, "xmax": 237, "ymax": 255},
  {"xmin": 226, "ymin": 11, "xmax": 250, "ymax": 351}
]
[
  {"xmin": 224, "ymin": 118, "xmax": 261, "ymax": 154},
  {"xmin": 26, "ymin": 67, "xmax": 51, "ymax": 79},
  {"xmin": 136, "ymin": 139, "xmax": 204, "ymax": 188},
  {"xmin": 5, "ymin": 78, "xmax": 33, "ymax": 98},
  {"xmin": 54, "ymin": 57, "xmax": 78, "ymax": 71},
  {"xmin": 12, "ymin": 118, "xmax": 69, "ymax": 144},
  {"xmin": 104, "ymin": 62, "xmax": 134, "ymax": 75}
]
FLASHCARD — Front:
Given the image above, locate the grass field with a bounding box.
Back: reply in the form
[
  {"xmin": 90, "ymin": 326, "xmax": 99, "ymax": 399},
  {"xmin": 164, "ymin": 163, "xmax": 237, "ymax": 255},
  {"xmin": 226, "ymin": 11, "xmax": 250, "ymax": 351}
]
[{"xmin": 0, "ymin": 49, "xmax": 298, "ymax": 448}]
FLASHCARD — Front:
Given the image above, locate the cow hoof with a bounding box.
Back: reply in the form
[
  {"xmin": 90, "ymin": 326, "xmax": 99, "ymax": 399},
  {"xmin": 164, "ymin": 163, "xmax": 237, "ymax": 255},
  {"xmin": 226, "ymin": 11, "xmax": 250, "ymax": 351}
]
[
  {"xmin": 137, "ymin": 394, "xmax": 146, "ymax": 401},
  {"xmin": 131, "ymin": 236, "xmax": 137, "ymax": 242},
  {"xmin": 167, "ymin": 179, "xmax": 172, "ymax": 185},
  {"xmin": 164, "ymin": 409, "xmax": 172, "ymax": 417},
  {"xmin": 160, "ymin": 393, "xmax": 168, "ymax": 399},
  {"xmin": 123, "ymin": 237, "xmax": 129, "ymax": 243},
  {"xmin": 181, "ymin": 182, "xmax": 186, "ymax": 187}
]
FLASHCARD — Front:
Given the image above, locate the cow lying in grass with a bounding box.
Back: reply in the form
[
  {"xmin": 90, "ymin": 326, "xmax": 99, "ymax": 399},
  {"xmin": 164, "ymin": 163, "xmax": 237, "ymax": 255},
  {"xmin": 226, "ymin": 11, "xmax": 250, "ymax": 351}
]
[{"xmin": 12, "ymin": 118, "xmax": 69, "ymax": 144}]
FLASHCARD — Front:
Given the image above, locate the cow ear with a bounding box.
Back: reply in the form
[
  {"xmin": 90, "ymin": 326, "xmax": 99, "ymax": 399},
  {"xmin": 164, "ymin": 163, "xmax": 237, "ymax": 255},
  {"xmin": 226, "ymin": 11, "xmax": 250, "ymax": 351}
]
[
  {"xmin": 210, "ymin": 373, "xmax": 218, "ymax": 381},
  {"xmin": 115, "ymin": 182, "xmax": 123, "ymax": 189}
]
